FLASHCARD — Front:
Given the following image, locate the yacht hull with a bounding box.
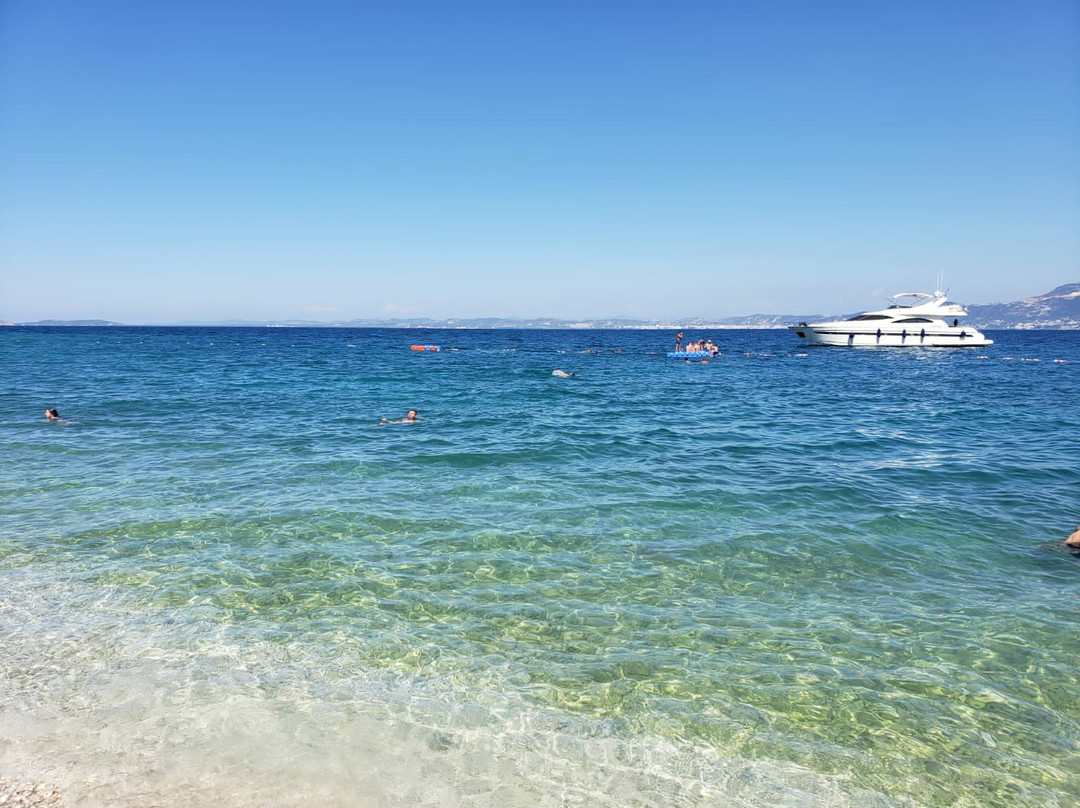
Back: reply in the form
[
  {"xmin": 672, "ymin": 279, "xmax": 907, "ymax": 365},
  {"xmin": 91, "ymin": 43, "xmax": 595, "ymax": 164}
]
[{"xmin": 790, "ymin": 324, "xmax": 992, "ymax": 348}]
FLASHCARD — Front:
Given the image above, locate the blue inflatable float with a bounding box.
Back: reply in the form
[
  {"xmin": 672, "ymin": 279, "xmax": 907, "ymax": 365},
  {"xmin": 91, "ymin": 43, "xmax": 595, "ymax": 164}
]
[{"xmin": 667, "ymin": 351, "xmax": 714, "ymax": 358}]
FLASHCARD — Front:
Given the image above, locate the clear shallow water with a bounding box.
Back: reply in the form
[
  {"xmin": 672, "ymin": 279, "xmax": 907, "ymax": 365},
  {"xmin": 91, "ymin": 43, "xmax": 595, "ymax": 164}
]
[{"xmin": 1, "ymin": 327, "xmax": 1078, "ymax": 808}]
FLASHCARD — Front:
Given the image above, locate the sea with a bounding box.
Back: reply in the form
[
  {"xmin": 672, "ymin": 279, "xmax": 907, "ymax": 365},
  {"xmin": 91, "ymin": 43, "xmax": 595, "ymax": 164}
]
[{"xmin": 1, "ymin": 326, "xmax": 1078, "ymax": 808}]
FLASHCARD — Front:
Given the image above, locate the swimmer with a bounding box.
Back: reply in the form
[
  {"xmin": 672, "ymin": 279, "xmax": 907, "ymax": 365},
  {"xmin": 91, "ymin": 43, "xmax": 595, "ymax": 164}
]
[
  {"xmin": 552, "ymin": 369, "xmax": 575, "ymax": 378},
  {"xmin": 381, "ymin": 409, "xmax": 419, "ymax": 424},
  {"xmin": 1066, "ymin": 525, "xmax": 1080, "ymax": 549},
  {"xmin": 45, "ymin": 408, "xmax": 61, "ymax": 420}
]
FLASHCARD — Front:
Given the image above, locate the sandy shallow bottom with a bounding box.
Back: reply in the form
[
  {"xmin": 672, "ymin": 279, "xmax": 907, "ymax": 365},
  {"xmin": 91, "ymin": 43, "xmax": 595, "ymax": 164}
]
[
  {"xmin": 2, "ymin": 621, "xmax": 908, "ymax": 808},
  {"xmin": 0, "ymin": 555, "xmax": 925, "ymax": 808},
  {"xmin": 2, "ymin": 686, "xmax": 892, "ymax": 808},
  {"xmin": 4, "ymin": 556, "xmax": 1078, "ymax": 807}
]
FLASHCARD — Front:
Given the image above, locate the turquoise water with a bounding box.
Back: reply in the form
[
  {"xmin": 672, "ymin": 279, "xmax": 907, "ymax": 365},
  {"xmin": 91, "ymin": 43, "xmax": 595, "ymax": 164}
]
[{"xmin": 2, "ymin": 327, "xmax": 1078, "ymax": 807}]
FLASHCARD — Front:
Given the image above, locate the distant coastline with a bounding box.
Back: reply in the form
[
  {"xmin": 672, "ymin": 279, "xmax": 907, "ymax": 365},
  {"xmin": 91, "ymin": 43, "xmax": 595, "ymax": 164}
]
[
  {"xmin": 4, "ymin": 283, "xmax": 1078, "ymax": 330},
  {"xmin": 0, "ymin": 318, "xmax": 794, "ymax": 330}
]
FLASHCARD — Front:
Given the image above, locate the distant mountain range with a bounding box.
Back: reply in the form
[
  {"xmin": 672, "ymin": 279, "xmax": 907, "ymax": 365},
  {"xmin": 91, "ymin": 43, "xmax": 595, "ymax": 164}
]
[
  {"xmin": 965, "ymin": 283, "xmax": 1080, "ymax": 329},
  {"xmin": 2, "ymin": 319, "xmax": 124, "ymax": 327},
  {"xmin": 4, "ymin": 283, "xmax": 1078, "ymax": 329}
]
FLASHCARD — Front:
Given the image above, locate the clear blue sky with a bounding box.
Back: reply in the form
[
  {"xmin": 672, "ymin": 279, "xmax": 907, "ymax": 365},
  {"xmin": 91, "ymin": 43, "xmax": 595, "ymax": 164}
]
[{"xmin": 2, "ymin": 0, "xmax": 1076, "ymax": 322}]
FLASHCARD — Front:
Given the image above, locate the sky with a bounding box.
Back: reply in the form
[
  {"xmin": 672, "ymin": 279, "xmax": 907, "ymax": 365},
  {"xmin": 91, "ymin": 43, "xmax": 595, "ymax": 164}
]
[{"xmin": 1, "ymin": 0, "xmax": 1077, "ymax": 323}]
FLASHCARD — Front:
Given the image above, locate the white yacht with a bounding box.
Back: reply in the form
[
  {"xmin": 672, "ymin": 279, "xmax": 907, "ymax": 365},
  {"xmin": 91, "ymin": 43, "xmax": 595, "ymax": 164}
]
[{"xmin": 789, "ymin": 290, "xmax": 992, "ymax": 348}]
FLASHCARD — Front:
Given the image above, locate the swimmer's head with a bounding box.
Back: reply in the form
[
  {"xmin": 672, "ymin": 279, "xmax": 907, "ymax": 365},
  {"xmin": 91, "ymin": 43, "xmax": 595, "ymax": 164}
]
[
  {"xmin": 45, "ymin": 408, "xmax": 60, "ymax": 419},
  {"xmin": 407, "ymin": 409, "xmax": 418, "ymax": 420}
]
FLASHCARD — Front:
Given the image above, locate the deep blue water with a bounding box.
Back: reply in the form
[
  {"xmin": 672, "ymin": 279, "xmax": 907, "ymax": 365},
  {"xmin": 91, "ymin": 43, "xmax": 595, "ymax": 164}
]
[{"xmin": 1, "ymin": 327, "xmax": 1078, "ymax": 807}]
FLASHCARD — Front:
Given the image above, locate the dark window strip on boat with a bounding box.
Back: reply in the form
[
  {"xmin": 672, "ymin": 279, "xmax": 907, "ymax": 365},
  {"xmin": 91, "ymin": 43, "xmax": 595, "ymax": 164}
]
[{"xmin": 811, "ymin": 330, "xmax": 969, "ymax": 338}]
